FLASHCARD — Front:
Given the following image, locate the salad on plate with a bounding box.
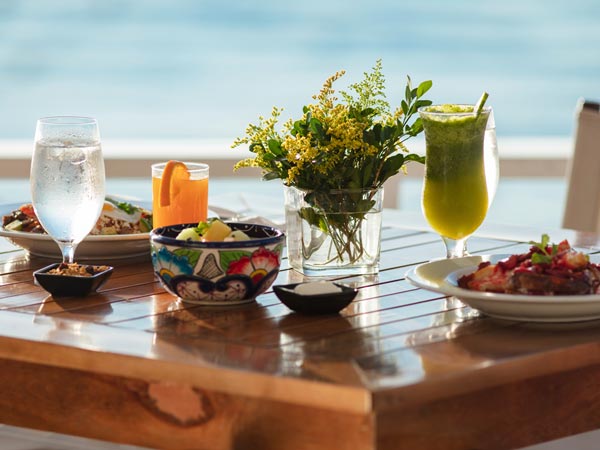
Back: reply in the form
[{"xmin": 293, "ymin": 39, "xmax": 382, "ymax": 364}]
[
  {"xmin": 458, "ymin": 234, "xmax": 600, "ymax": 296},
  {"xmin": 2, "ymin": 197, "xmax": 152, "ymax": 235}
]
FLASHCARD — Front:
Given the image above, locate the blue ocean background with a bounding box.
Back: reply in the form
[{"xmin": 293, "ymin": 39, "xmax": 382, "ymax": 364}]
[
  {"xmin": 0, "ymin": 0, "xmax": 598, "ymax": 230},
  {"xmin": 0, "ymin": 0, "xmax": 598, "ymax": 140}
]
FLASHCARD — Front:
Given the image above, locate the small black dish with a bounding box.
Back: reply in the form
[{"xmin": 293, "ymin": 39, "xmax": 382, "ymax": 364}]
[
  {"xmin": 34, "ymin": 263, "xmax": 114, "ymax": 297},
  {"xmin": 273, "ymin": 282, "xmax": 358, "ymax": 315}
]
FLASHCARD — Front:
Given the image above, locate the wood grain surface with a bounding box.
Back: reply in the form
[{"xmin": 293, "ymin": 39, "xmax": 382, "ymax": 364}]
[{"xmin": 0, "ymin": 225, "xmax": 600, "ymax": 449}]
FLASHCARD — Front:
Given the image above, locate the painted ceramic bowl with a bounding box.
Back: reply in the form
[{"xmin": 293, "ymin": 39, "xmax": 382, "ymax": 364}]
[{"xmin": 150, "ymin": 222, "xmax": 285, "ymax": 305}]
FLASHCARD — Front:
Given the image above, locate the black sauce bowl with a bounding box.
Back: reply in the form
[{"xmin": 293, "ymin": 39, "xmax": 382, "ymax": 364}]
[
  {"xmin": 273, "ymin": 282, "xmax": 358, "ymax": 315},
  {"xmin": 34, "ymin": 263, "xmax": 114, "ymax": 297}
]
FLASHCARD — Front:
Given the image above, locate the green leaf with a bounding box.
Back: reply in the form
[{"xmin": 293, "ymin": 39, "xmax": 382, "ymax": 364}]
[
  {"xmin": 263, "ymin": 171, "xmax": 281, "ymax": 181},
  {"xmin": 541, "ymin": 234, "xmax": 550, "ymax": 248},
  {"xmin": 381, "ymin": 125, "xmax": 395, "ymax": 143},
  {"xmin": 372, "ymin": 123, "xmax": 382, "ymax": 142},
  {"xmin": 300, "ymin": 206, "xmax": 323, "ymax": 228},
  {"xmin": 173, "ymin": 248, "xmax": 202, "ymax": 268},
  {"xmin": 405, "ymin": 75, "xmax": 412, "ymax": 96},
  {"xmin": 343, "ymin": 168, "xmax": 362, "ymax": 190},
  {"xmin": 362, "ymin": 128, "xmax": 376, "ymax": 146},
  {"xmin": 531, "ymin": 253, "xmax": 552, "ymax": 265},
  {"xmin": 309, "ymin": 118, "xmax": 325, "ymax": 139},
  {"xmin": 408, "ymin": 118, "xmax": 424, "ymax": 136},
  {"xmin": 528, "ymin": 234, "xmax": 560, "ymax": 265},
  {"xmin": 317, "ymin": 215, "xmax": 329, "ymax": 234},
  {"xmin": 414, "ymin": 99, "xmax": 433, "ymax": 109},
  {"xmin": 105, "ymin": 197, "xmax": 139, "ymax": 215},
  {"xmin": 249, "ymin": 142, "xmax": 264, "ymax": 154},
  {"xmin": 404, "ymin": 84, "xmax": 412, "ymax": 102},
  {"xmin": 529, "ymin": 234, "xmax": 550, "ymax": 253},
  {"xmin": 404, "ymin": 153, "xmax": 425, "ymax": 164},
  {"xmin": 267, "ymin": 139, "xmax": 283, "ymax": 156},
  {"xmin": 359, "ymin": 107, "xmax": 376, "ymax": 119},
  {"xmin": 379, "ymin": 154, "xmax": 406, "ymax": 183},
  {"xmin": 416, "ymin": 80, "xmax": 433, "ymax": 97},
  {"xmin": 220, "ymin": 250, "xmax": 252, "ymax": 272},
  {"xmin": 292, "ymin": 118, "xmax": 308, "ymax": 137},
  {"xmin": 356, "ymin": 199, "xmax": 376, "ymax": 214},
  {"xmin": 262, "ymin": 152, "xmax": 276, "ymax": 162},
  {"xmin": 139, "ymin": 217, "xmax": 152, "ymax": 232},
  {"xmin": 119, "ymin": 201, "xmax": 136, "ymax": 214},
  {"xmin": 194, "ymin": 218, "xmax": 218, "ymax": 236},
  {"xmin": 401, "ymin": 100, "xmax": 409, "ymax": 116},
  {"xmin": 362, "ymin": 159, "xmax": 374, "ymax": 186}
]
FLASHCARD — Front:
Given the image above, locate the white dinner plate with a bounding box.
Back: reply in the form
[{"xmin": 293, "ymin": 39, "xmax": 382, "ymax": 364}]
[
  {"xmin": 406, "ymin": 255, "xmax": 600, "ymax": 323},
  {"xmin": 0, "ymin": 202, "xmax": 152, "ymax": 260}
]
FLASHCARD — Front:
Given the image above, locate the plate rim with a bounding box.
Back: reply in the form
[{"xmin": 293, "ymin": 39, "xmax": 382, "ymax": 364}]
[{"xmin": 0, "ymin": 228, "xmax": 149, "ymax": 241}]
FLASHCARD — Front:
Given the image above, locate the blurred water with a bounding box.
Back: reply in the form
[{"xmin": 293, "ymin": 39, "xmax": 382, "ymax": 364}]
[
  {"xmin": 0, "ymin": 176, "xmax": 566, "ymax": 229},
  {"xmin": 0, "ymin": 0, "xmax": 598, "ymax": 144}
]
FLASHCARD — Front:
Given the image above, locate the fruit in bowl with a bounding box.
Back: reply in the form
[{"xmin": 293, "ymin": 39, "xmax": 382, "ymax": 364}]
[{"xmin": 150, "ymin": 220, "xmax": 285, "ymax": 305}]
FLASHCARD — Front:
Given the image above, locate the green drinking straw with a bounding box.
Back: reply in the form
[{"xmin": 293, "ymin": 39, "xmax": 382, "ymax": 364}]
[{"xmin": 474, "ymin": 91, "xmax": 489, "ymax": 116}]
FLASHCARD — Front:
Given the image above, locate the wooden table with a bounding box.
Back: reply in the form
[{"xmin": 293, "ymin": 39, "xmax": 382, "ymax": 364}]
[{"xmin": 1, "ymin": 214, "xmax": 600, "ymax": 450}]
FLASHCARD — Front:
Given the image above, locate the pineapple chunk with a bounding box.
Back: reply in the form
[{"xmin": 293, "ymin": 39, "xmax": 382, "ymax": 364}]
[
  {"xmin": 176, "ymin": 228, "xmax": 201, "ymax": 241},
  {"xmin": 202, "ymin": 220, "xmax": 232, "ymax": 242},
  {"xmin": 226, "ymin": 230, "xmax": 250, "ymax": 241}
]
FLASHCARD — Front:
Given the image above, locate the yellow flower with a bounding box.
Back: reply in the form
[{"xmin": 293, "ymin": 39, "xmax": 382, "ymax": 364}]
[
  {"xmin": 231, "ymin": 60, "xmax": 431, "ymax": 190},
  {"xmin": 313, "ymin": 70, "xmax": 345, "ymax": 112}
]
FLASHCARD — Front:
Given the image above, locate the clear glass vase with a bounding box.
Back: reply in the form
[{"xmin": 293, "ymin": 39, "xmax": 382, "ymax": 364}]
[{"xmin": 284, "ymin": 186, "xmax": 383, "ymax": 276}]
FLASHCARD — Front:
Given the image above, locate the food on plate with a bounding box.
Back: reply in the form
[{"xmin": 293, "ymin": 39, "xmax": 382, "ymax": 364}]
[
  {"xmin": 175, "ymin": 218, "xmax": 250, "ymax": 242},
  {"xmin": 47, "ymin": 263, "xmax": 111, "ymax": 277},
  {"xmin": 2, "ymin": 197, "xmax": 152, "ymax": 235},
  {"xmin": 94, "ymin": 198, "xmax": 152, "ymax": 234},
  {"xmin": 458, "ymin": 234, "xmax": 600, "ymax": 295},
  {"xmin": 2, "ymin": 203, "xmax": 42, "ymax": 232}
]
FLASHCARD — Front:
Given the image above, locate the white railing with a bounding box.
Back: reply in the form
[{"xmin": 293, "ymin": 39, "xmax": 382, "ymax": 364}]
[{"xmin": 0, "ymin": 137, "xmax": 572, "ymax": 209}]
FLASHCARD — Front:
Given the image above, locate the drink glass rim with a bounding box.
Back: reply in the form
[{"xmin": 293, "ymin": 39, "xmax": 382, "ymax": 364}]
[
  {"xmin": 37, "ymin": 116, "xmax": 98, "ymax": 125},
  {"xmin": 418, "ymin": 104, "xmax": 492, "ymax": 117},
  {"xmin": 152, "ymin": 161, "xmax": 209, "ymax": 177}
]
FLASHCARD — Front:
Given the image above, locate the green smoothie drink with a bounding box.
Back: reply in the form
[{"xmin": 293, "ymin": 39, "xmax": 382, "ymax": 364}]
[{"xmin": 419, "ymin": 104, "xmax": 491, "ymax": 245}]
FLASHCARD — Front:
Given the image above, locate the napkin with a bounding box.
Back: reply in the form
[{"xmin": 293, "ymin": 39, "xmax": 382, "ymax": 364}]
[{"xmin": 209, "ymin": 193, "xmax": 285, "ymax": 231}]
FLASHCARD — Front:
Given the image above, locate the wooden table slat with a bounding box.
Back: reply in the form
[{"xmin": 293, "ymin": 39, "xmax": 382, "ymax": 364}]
[{"xmin": 1, "ymin": 218, "xmax": 600, "ymax": 449}]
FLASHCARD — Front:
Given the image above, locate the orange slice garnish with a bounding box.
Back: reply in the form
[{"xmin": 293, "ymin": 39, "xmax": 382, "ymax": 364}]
[{"xmin": 159, "ymin": 160, "xmax": 189, "ymax": 207}]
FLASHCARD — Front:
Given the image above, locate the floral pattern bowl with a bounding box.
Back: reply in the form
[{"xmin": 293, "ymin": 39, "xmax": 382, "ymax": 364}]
[{"xmin": 150, "ymin": 222, "xmax": 285, "ymax": 305}]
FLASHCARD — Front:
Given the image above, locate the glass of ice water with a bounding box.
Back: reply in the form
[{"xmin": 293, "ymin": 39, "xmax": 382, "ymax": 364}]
[{"xmin": 30, "ymin": 117, "xmax": 106, "ymax": 263}]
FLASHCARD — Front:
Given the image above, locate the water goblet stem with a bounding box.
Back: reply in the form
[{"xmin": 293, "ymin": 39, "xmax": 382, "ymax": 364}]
[
  {"xmin": 58, "ymin": 242, "xmax": 76, "ymax": 264},
  {"xmin": 442, "ymin": 236, "xmax": 468, "ymax": 259}
]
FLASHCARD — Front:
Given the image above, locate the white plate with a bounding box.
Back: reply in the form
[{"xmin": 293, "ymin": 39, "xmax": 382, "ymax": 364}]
[
  {"xmin": 0, "ymin": 202, "xmax": 152, "ymax": 260},
  {"xmin": 406, "ymin": 255, "xmax": 600, "ymax": 323}
]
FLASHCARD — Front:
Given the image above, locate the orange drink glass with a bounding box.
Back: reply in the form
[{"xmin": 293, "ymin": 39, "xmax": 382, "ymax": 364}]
[{"xmin": 152, "ymin": 161, "xmax": 209, "ymax": 228}]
